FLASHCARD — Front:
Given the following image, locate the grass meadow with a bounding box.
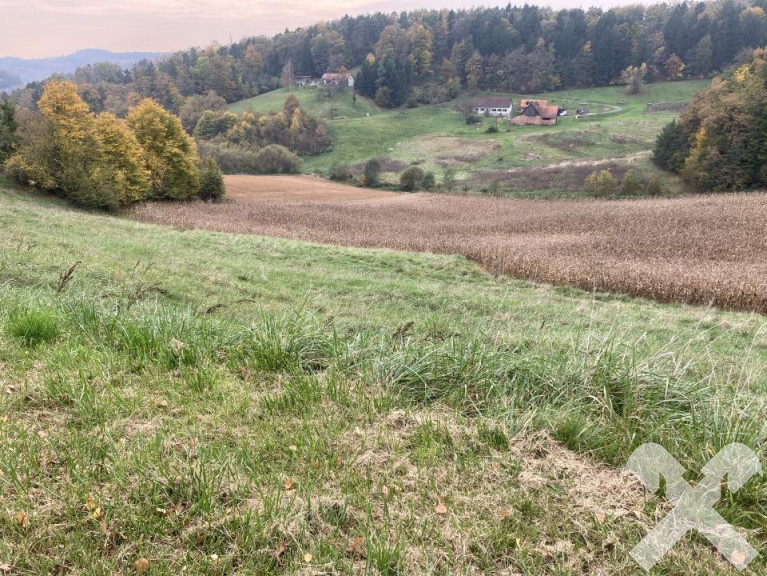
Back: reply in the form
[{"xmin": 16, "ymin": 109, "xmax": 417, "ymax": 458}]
[
  {"xmin": 1, "ymin": 181, "xmax": 766, "ymax": 574},
  {"xmin": 229, "ymin": 80, "xmax": 708, "ymax": 196}
]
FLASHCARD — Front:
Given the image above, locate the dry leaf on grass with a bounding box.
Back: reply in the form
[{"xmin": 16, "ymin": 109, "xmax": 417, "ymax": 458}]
[
  {"xmin": 435, "ymin": 501, "xmax": 448, "ymax": 515},
  {"xmin": 134, "ymin": 558, "xmax": 150, "ymax": 573}
]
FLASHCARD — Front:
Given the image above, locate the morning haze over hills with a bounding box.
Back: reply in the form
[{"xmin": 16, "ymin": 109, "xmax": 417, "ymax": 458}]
[
  {"xmin": 0, "ymin": 50, "xmax": 164, "ymax": 90},
  {"xmin": 1, "ymin": 0, "xmax": 767, "ymax": 574}
]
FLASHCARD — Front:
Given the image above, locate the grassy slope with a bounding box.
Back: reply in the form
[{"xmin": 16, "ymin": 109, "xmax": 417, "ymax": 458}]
[
  {"xmin": 228, "ymin": 81, "xmax": 707, "ymax": 196},
  {"xmin": 228, "ymin": 86, "xmax": 380, "ymax": 119},
  {"xmin": 1, "ymin": 186, "xmax": 765, "ymax": 574}
]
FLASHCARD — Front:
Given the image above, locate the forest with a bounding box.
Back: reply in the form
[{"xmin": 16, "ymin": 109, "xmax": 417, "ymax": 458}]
[
  {"xmin": 653, "ymin": 47, "xmax": 767, "ymax": 191},
  {"xmin": 4, "ymin": 0, "xmax": 767, "ymax": 114}
]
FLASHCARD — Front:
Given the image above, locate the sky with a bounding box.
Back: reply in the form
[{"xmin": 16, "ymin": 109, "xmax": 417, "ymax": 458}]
[{"xmin": 1, "ymin": 0, "xmax": 644, "ymax": 59}]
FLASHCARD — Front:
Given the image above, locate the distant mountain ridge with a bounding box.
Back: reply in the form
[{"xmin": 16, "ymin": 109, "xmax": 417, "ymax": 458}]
[{"xmin": 0, "ymin": 49, "xmax": 164, "ymax": 89}]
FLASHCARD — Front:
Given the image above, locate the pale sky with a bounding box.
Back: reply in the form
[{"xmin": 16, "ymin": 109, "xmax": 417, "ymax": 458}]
[{"xmin": 0, "ymin": 0, "xmax": 643, "ymax": 59}]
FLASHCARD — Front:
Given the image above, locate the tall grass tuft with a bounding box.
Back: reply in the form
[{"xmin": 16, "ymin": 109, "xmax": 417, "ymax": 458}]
[{"xmin": 6, "ymin": 306, "xmax": 61, "ymax": 346}]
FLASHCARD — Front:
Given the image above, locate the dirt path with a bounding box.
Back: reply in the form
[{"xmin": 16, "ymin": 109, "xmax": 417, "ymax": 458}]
[{"xmin": 508, "ymin": 151, "xmax": 652, "ymax": 173}]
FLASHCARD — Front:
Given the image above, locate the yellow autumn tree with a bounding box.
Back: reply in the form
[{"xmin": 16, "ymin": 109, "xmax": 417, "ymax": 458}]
[
  {"xmin": 6, "ymin": 81, "xmax": 155, "ymax": 208},
  {"xmin": 37, "ymin": 80, "xmax": 101, "ymax": 203},
  {"xmin": 127, "ymin": 99, "xmax": 200, "ymax": 200},
  {"xmin": 94, "ymin": 113, "xmax": 151, "ymax": 204}
]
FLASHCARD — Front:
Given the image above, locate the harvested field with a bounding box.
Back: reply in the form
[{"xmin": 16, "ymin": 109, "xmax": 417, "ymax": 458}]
[
  {"xmin": 133, "ymin": 188, "xmax": 767, "ymax": 314},
  {"xmin": 223, "ymin": 174, "xmax": 401, "ymax": 202}
]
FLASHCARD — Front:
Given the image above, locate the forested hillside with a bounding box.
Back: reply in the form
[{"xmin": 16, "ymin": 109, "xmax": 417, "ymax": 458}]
[
  {"xmin": 5, "ymin": 0, "xmax": 767, "ymax": 115},
  {"xmin": 654, "ymin": 48, "xmax": 767, "ymax": 191}
]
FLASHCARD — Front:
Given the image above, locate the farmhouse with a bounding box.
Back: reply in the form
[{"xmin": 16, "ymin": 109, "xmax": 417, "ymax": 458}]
[
  {"xmin": 321, "ymin": 73, "xmax": 355, "ymax": 87},
  {"xmin": 472, "ymin": 97, "xmax": 513, "ymax": 118},
  {"xmin": 511, "ymin": 99, "xmax": 559, "ymax": 126}
]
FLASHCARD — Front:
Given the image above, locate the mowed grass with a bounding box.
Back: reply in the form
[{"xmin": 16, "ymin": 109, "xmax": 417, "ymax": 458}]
[
  {"xmin": 1, "ymin": 184, "xmax": 766, "ymax": 574},
  {"xmin": 227, "ymin": 80, "xmax": 707, "ymax": 195}
]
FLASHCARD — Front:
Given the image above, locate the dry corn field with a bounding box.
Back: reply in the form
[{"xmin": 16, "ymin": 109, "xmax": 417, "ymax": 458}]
[{"xmin": 132, "ymin": 176, "xmax": 767, "ymax": 314}]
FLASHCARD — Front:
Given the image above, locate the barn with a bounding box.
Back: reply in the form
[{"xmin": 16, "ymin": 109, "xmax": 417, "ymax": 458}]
[
  {"xmin": 472, "ymin": 97, "xmax": 513, "ymax": 118},
  {"xmin": 511, "ymin": 99, "xmax": 559, "ymax": 126}
]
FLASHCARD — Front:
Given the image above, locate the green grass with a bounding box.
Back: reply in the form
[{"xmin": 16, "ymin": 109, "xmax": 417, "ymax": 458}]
[
  {"xmin": 0, "ymin": 185, "xmax": 765, "ymax": 574},
  {"xmin": 228, "ymin": 86, "xmax": 380, "ymax": 120},
  {"xmin": 228, "ymin": 80, "xmax": 708, "ymax": 195}
]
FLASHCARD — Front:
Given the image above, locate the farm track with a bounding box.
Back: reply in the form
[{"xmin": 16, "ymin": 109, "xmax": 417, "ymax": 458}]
[{"xmin": 133, "ymin": 176, "xmax": 767, "ymax": 314}]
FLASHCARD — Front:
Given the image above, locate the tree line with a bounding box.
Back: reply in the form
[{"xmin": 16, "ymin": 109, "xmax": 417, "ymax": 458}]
[
  {"xmin": 194, "ymin": 94, "xmax": 332, "ymax": 174},
  {"xmin": 653, "ymin": 48, "xmax": 767, "ymax": 191},
  {"xmin": 4, "ymin": 0, "xmax": 767, "ymax": 115},
  {"xmin": 1, "ymin": 81, "xmax": 223, "ymax": 208}
]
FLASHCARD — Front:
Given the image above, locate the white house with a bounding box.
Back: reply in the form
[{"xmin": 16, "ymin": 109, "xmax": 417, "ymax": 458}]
[
  {"xmin": 472, "ymin": 97, "xmax": 513, "ymax": 118},
  {"xmin": 321, "ymin": 73, "xmax": 354, "ymax": 88}
]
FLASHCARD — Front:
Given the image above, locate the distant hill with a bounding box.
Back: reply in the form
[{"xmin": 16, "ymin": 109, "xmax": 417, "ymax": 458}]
[{"xmin": 0, "ymin": 49, "xmax": 163, "ymax": 90}]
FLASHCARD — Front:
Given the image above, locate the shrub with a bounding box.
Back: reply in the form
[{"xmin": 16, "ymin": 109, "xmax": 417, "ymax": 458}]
[
  {"xmin": 198, "ymin": 142, "xmax": 261, "ymax": 174},
  {"xmin": 329, "ymin": 162, "xmax": 352, "ymax": 182},
  {"xmin": 400, "ymin": 166, "xmax": 426, "ymax": 191},
  {"xmin": 620, "ymin": 171, "xmax": 643, "ymax": 196},
  {"xmin": 647, "ymin": 178, "xmax": 663, "ymax": 196},
  {"xmin": 7, "ymin": 308, "xmax": 60, "ymax": 347},
  {"xmin": 253, "ymin": 145, "xmax": 300, "ymax": 174},
  {"xmin": 585, "ymin": 169, "xmax": 617, "ymax": 197},
  {"xmin": 465, "ymin": 114, "xmax": 480, "ymax": 125},
  {"xmin": 363, "ymin": 158, "xmax": 381, "ymax": 187},
  {"xmin": 443, "ymin": 168, "xmax": 457, "ymax": 190},
  {"xmin": 198, "ymin": 158, "xmax": 225, "ymax": 201},
  {"xmin": 486, "ymin": 124, "xmax": 499, "ymax": 133},
  {"xmin": 423, "ymin": 171, "xmax": 436, "ymax": 190}
]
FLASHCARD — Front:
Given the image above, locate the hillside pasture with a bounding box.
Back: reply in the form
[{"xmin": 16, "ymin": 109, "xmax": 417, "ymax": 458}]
[
  {"xmin": 2, "ymin": 184, "xmax": 767, "ymax": 574},
  {"xmin": 135, "ymin": 184, "xmax": 767, "ymax": 314}
]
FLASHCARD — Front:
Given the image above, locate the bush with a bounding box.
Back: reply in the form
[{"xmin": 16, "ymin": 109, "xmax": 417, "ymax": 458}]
[
  {"xmin": 465, "ymin": 114, "xmax": 480, "ymax": 125},
  {"xmin": 363, "ymin": 158, "xmax": 381, "ymax": 187},
  {"xmin": 198, "ymin": 158, "xmax": 225, "ymax": 201},
  {"xmin": 423, "ymin": 171, "xmax": 436, "ymax": 190},
  {"xmin": 620, "ymin": 171, "xmax": 643, "ymax": 196},
  {"xmin": 329, "ymin": 162, "xmax": 352, "ymax": 182},
  {"xmin": 647, "ymin": 178, "xmax": 663, "ymax": 196},
  {"xmin": 400, "ymin": 166, "xmax": 426, "ymax": 191},
  {"xmin": 198, "ymin": 142, "xmax": 262, "ymax": 174},
  {"xmin": 486, "ymin": 124, "xmax": 499, "ymax": 133},
  {"xmin": 443, "ymin": 168, "xmax": 456, "ymax": 190},
  {"xmin": 253, "ymin": 145, "xmax": 300, "ymax": 174},
  {"xmin": 585, "ymin": 169, "xmax": 618, "ymax": 197}
]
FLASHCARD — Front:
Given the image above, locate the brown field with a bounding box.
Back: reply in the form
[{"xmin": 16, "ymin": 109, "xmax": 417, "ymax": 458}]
[
  {"xmin": 132, "ymin": 177, "xmax": 767, "ymax": 314},
  {"xmin": 223, "ymin": 174, "xmax": 401, "ymax": 202}
]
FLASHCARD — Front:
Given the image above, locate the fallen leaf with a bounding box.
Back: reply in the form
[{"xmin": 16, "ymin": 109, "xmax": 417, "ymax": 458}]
[
  {"xmin": 195, "ymin": 533, "xmax": 206, "ymax": 546},
  {"xmin": 134, "ymin": 558, "xmax": 150, "ymax": 573},
  {"xmin": 273, "ymin": 541, "xmax": 288, "ymax": 559},
  {"xmin": 435, "ymin": 501, "xmax": 448, "ymax": 515},
  {"xmin": 14, "ymin": 511, "xmax": 28, "ymax": 528},
  {"xmin": 154, "ymin": 399, "xmax": 168, "ymax": 409},
  {"xmin": 85, "ymin": 497, "xmax": 96, "ymax": 512},
  {"xmin": 595, "ymin": 512, "xmax": 606, "ymax": 524},
  {"xmin": 155, "ymin": 508, "xmax": 167, "ymax": 517},
  {"xmin": 0, "ymin": 563, "xmax": 11, "ymax": 573},
  {"xmin": 210, "ymin": 554, "xmax": 219, "ymax": 562},
  {"xmin": 499, "ymin": 508, "xmax": 511, "ymax": 519},
  {"xmin": 381, "ymin": 486, "xmax": 390, "ymax": 497},
  {"xmin": 91, "ymin": 507, "xmax": 103, "ymax": 521},
  {"xmin": 303, "ymin": 553, "xmax": 313, "ymax": 563},
  {"xmin": 347, "ymin": 536, "xmax": 364, "ymax": 554}
]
